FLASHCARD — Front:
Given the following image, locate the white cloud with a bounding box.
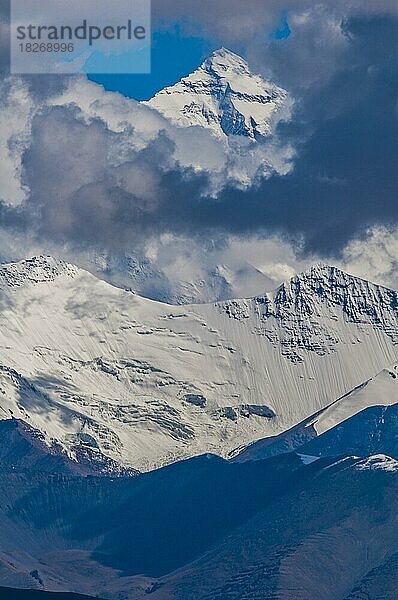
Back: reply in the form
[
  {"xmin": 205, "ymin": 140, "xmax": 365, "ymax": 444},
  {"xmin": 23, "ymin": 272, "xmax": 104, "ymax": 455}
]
[
  {"xmin": 339, "ymin": 227, "xmax": 398, "ymax": 289},
  {"xmin": 0, "ymin": 73, "xmax": 396, "ymax": 303},
  {"xmin": 0, "ymin": 78, "xmax": 34, "ymax": 206}
]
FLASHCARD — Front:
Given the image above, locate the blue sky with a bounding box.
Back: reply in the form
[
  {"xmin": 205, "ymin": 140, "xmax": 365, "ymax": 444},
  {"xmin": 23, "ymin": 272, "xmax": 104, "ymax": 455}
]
[
  {"xmin": 271, "ymin": 16, "xmax": 291, "ymax": 40},
  {"xmin": 88, "ymin": 28, "xmax": 214, "ymax": 101}
]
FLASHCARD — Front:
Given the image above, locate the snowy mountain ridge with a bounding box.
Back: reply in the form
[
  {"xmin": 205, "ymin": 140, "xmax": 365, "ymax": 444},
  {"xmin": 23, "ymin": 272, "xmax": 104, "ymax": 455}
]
[
  {"xmin": 146, "ymin": 48, "xmax": 290, "ymax": 139},
  {"xmin": 0, "ymin": 255, "xmax": 398, "ymax": 471},
  {"xmin": 220, "ymin": 262, "xmax": 398, "ymax": 362},
  {"xmin": 0, "ymin": 255, "xmax": 79, "ymax": 287}
]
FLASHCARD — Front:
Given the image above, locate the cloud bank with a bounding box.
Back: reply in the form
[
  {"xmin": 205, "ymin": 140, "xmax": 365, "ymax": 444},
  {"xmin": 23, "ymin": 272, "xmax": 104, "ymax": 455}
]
[{"xmin": 0, "ymin": 1, "xmax": 397, "ymax": 299}]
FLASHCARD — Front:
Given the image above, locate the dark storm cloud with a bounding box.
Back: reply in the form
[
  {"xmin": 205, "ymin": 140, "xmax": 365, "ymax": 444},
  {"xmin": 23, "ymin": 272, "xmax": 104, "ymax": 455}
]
[{"xmin": 20, "ymin": 105, "xmax": 208, "ymax": 252}]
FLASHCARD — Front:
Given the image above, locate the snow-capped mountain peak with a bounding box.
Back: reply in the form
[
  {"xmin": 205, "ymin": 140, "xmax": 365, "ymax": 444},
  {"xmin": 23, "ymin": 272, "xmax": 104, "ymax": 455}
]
[
  {"xmin": 269, "ymin": 262, "xmax": 398, "ymax": 317},
  {"xmin": 0, "ymin": 255, "xmax": 79, "ymax": 288},
  {"xmin": 145, "ymin": 48, "xmax": 290, "ymax": 139},
  {"xmin": 202, "ymin": 47, "xmax": 258, "ymax": 81}
]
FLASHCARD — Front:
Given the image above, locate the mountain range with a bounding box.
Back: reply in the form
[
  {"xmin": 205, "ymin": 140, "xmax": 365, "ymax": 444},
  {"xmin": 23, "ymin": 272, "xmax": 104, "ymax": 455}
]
[
  {"xmin": 0, "ymin": 255, "xmax": 397, "ymax": 472},
  {"xmin": 0, "ymin": 256, "xmax": 397, "ymax": 597},
  {"xmin": 0, "ymin": 439, "xmax": 396, "ymax": 598}
]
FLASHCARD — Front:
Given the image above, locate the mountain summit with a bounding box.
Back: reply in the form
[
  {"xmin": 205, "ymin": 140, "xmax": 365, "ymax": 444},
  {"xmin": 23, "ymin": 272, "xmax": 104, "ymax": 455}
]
[{"xmin": 146, "ymin": 48, "xmax": 290, "ymax": 139}]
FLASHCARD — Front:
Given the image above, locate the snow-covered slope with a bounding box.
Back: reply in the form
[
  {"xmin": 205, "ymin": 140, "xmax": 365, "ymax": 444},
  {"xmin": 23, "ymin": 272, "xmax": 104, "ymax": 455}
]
[
  {"xmin": 233, "ymin": 364, "xmax": 398, "ymax": 462},
  {"xmin": 146, "ymin": 48, "xmax": 290, "ymax": 139},
  {"xmin": 1, "ymin": 257, "xmax": 398, "ymax": 471}
]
